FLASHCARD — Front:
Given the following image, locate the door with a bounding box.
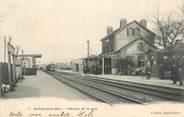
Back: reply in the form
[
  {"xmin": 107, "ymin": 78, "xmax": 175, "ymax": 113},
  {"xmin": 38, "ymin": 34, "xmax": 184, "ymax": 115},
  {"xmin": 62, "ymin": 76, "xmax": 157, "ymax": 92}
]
[
  {"xmin": 104, "ymin": 58, "xmax": 111, "ymax": 74},
  {"xmin": 75, "ymin": 64, "xmax": 79, "ymax": 72}
]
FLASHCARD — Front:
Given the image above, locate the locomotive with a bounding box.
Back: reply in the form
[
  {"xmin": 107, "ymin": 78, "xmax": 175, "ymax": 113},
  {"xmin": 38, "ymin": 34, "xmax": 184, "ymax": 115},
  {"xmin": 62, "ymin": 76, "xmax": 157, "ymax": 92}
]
[{"xmin": 46, "ymin": 63, "xmax": 56, "ymax": 71}]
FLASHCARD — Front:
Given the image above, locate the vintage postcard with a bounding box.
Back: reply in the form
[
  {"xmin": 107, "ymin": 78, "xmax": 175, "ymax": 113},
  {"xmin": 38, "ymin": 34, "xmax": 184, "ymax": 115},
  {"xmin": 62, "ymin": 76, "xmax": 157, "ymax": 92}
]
[{"xmin": 0, "ymin": 0, "xmax": 184, "ymax": 117}]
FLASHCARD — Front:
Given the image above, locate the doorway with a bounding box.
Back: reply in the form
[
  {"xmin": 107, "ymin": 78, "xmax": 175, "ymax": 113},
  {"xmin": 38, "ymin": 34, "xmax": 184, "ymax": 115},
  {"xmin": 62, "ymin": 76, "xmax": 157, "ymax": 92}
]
[
  {"xmin": 75, "ymin": 64, "xmax": 79, "ymax": 72},
  {"xmin": 104, "ymin": 58, "xmax": 111, "ymax": 74}
]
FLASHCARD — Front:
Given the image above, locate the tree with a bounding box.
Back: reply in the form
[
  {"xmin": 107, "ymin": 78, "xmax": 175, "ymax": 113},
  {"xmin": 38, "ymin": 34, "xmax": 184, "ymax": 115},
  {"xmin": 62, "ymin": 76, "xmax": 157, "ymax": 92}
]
[
  {"xmin": 145, "ymin": 8, "xmax": 184, "ymax": 75},
  {"xmin": 152, "ymin": 11, "xmax": 184, "ymax": 49}
]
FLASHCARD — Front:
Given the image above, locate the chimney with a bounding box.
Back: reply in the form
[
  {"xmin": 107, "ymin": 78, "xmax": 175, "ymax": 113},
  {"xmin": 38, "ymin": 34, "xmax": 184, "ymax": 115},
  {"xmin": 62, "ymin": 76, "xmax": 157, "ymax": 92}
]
[
  {"xmin": 107, "ymin": 26, "xmax": 113, "ymax": 35},
  {"xmin": 120, "ymin": 19, "xmax": 127, "ymax": 29},
  {"xmin": 140, "ymin": 19, "xmax": 147, "ymax": 28}
]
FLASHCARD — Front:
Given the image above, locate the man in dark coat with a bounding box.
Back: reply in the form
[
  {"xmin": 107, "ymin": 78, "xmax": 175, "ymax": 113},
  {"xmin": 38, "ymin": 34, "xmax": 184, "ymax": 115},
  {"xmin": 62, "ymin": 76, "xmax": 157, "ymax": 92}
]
[
  {"xmin": 159, "ymin": 64, "xmax": 164, "ymax": 79},
  {"xmin": 178, "ymin": 68, "xmax": 184, "ymax": 86},
  {"xmin": 145, "ymin": 62, "xmax": 151, "ymax": 79},
  {"xmin": 171, "ymin": 64, "xmax": 179, "ymax": 84}
]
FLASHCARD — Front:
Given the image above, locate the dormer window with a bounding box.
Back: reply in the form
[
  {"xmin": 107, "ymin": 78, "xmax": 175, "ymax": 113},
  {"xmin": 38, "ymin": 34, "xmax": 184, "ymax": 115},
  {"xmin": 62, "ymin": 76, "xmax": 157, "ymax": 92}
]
[
  {"xmin": 127, "ymin": 29, "xmax": 130, "ymax": 36},
  {"xmin": 135, "ymin": 28, "xmax": 140, "ymax": 36},
  {"xmin": 127, "ymin": 27, "xmax": 134, "ymax": 36}
]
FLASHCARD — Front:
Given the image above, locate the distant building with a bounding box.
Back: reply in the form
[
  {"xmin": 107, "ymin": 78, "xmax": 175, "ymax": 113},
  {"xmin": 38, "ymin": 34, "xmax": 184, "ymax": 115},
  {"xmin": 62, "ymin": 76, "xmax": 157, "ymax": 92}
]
[
  {"xmin": 70, "ymin": 58, "xmax": 84, "ymax": 73},
  {"xmin": 55, "ymin": 63, "xmax": 71, "ymax": 70}
]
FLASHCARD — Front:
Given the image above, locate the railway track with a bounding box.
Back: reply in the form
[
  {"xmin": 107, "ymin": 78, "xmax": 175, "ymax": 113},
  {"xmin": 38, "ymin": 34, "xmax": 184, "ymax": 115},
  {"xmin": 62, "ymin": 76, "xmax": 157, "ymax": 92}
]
[
  {"xmin": 45, "ymin": 71, "xmax": 184, "ymax": 105},
  {"xmin": 47, "ymin": 71, "xmax": 147, "ymax": 105},
  {"xmin": 62, "ymin": 72, "xmax": 184, "ymax": 101}
]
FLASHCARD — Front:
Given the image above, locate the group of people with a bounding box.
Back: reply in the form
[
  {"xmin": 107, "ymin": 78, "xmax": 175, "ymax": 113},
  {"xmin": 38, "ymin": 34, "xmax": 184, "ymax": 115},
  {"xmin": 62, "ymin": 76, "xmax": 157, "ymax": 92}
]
[
  {"xmin": 145, "ymin": 63, "xmax": 184, "ymax": 86},
  {"xmin": 171, "ymin": 64, "xmax": 184, "ymax": 86}
]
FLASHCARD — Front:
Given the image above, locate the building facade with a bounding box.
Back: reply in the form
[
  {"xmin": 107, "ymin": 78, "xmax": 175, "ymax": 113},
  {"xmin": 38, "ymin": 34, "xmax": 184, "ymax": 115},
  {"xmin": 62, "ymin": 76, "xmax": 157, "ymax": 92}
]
[
  {"xmin": 99, "ymin": 19, "xmax": 155, "ymax": 75},
  {"xmin": 83, "ymin": 55, "xmax": 102, "ymax": 74}
]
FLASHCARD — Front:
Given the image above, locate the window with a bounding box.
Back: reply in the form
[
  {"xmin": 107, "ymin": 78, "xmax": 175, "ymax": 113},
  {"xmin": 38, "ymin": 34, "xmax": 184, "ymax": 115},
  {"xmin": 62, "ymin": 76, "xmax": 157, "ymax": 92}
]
[
  {"xmin": 127, "ymin": 29, "xmax": 130, "ymax": 36},
  {"xmin": 102, "ymin": 43, "xmax": 107, "ymax": 53},
  {"xmin": 137, "ymin": 42, "xmax": 144, "ymax": 51},
  {"xmin": 132, "ymin": 28, "xmax": 135, "ymax": 36},
  {"xmin": 127, "ymin": 28, "xmax": 134, "ymax": 36},
  {"xmin": 110, "ymin": 42, "xmax": 113, "ymax": 52},
  {"xmin": 129, "ymin": 28, "xmax": 133, "ymax": 36},
  {"xmin": 135, "ymin": 28, "xmax": 140, "ymax": 36}
]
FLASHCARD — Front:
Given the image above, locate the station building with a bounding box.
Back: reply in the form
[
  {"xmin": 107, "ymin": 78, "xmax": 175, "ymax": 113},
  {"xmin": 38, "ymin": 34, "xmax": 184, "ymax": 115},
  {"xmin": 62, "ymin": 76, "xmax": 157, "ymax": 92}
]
[{"xmin": 83, "ymin": 19, "xmax": 156, "ymax": 75}]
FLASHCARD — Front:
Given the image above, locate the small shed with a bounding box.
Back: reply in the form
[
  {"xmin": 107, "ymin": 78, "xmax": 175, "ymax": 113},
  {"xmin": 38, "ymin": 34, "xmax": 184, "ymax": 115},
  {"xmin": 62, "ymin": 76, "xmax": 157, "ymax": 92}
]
[{"xmin": 70, "ymin": 58, "xmax": 84, "ymax": 73}]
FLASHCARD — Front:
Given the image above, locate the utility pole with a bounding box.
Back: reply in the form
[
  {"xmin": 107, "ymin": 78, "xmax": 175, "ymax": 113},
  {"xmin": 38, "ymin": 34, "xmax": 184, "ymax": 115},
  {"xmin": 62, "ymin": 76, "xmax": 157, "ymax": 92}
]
[{"xmin": 87, "ymin": 40, "xmax": 90, "ymax": 57}]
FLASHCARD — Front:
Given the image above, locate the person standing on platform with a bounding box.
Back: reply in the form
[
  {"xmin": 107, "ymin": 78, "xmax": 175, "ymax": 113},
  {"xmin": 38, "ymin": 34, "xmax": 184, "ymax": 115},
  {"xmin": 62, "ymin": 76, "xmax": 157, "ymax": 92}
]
[
  {"xmin": 145, "ymin": 61, "xmax": 151, "ymax": 79},
  {"xmin": 171, "ymin": 64, "xmax": 179, "ymax": 84},
  {"xmin": 178, "ymin": 68, "xmax": 184, "ymax": 86},
  {"xmin": 159, "ymin": 64, "xmax": 164, "ymax": 79}
]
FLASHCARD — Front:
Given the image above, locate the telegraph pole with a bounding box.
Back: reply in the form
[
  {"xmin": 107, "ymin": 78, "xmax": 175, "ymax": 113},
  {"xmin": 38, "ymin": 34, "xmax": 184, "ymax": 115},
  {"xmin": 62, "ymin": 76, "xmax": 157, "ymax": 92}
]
[{"xmin": 87, "ymin": 40, "xmax": 90, "ymax": 57}]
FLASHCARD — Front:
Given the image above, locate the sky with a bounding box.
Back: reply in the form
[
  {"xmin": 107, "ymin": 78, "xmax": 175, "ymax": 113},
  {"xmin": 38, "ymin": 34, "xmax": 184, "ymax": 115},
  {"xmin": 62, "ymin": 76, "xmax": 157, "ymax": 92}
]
[{"xmin": 0, "ymin": 0, "xmax": 183, "ymax": 63}]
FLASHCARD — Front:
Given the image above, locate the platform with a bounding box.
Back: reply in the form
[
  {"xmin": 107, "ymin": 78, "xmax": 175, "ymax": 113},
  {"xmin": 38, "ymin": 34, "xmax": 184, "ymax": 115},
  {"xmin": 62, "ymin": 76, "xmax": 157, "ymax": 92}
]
[
  {"xmin": 5, "ymin": 70, "xmax": 92, "ymax": 101},
  {"xmin": 59, "ymin": 70, "xmax": 184, "ymax": 90}
]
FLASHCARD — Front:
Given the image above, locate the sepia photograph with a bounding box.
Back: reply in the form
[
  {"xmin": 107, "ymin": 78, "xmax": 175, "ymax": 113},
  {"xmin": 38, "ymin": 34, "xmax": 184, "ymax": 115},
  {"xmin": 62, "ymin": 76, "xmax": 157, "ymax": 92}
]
[{"xmin": 0, "ymin": 0, "xmax": 184, "ymax": 117}]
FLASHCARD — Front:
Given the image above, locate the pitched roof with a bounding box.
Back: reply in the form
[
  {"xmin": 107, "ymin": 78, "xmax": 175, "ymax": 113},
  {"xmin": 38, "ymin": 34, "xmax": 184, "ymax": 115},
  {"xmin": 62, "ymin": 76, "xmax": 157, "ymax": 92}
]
[
  {"xmin": 99, "ymin": 36, "xmax": 149, "ymax": 56},
  {"xmin": 115, "ymin": 37, "xmax": 141, "ymax": 53},
  {"xmin": 84, "ymin": 55, "xmax": 99, "ymax": 59},
  {"xmin": 147, "ymin": 41, "xmax": 184, "ymax": 54},
  {"xmin": 98, "ymin": 52, "xmax": 115, "ymax": 57},
  {"xmin": 100, "ymin": 20, "xmax": 156, "ymax": 41}
]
